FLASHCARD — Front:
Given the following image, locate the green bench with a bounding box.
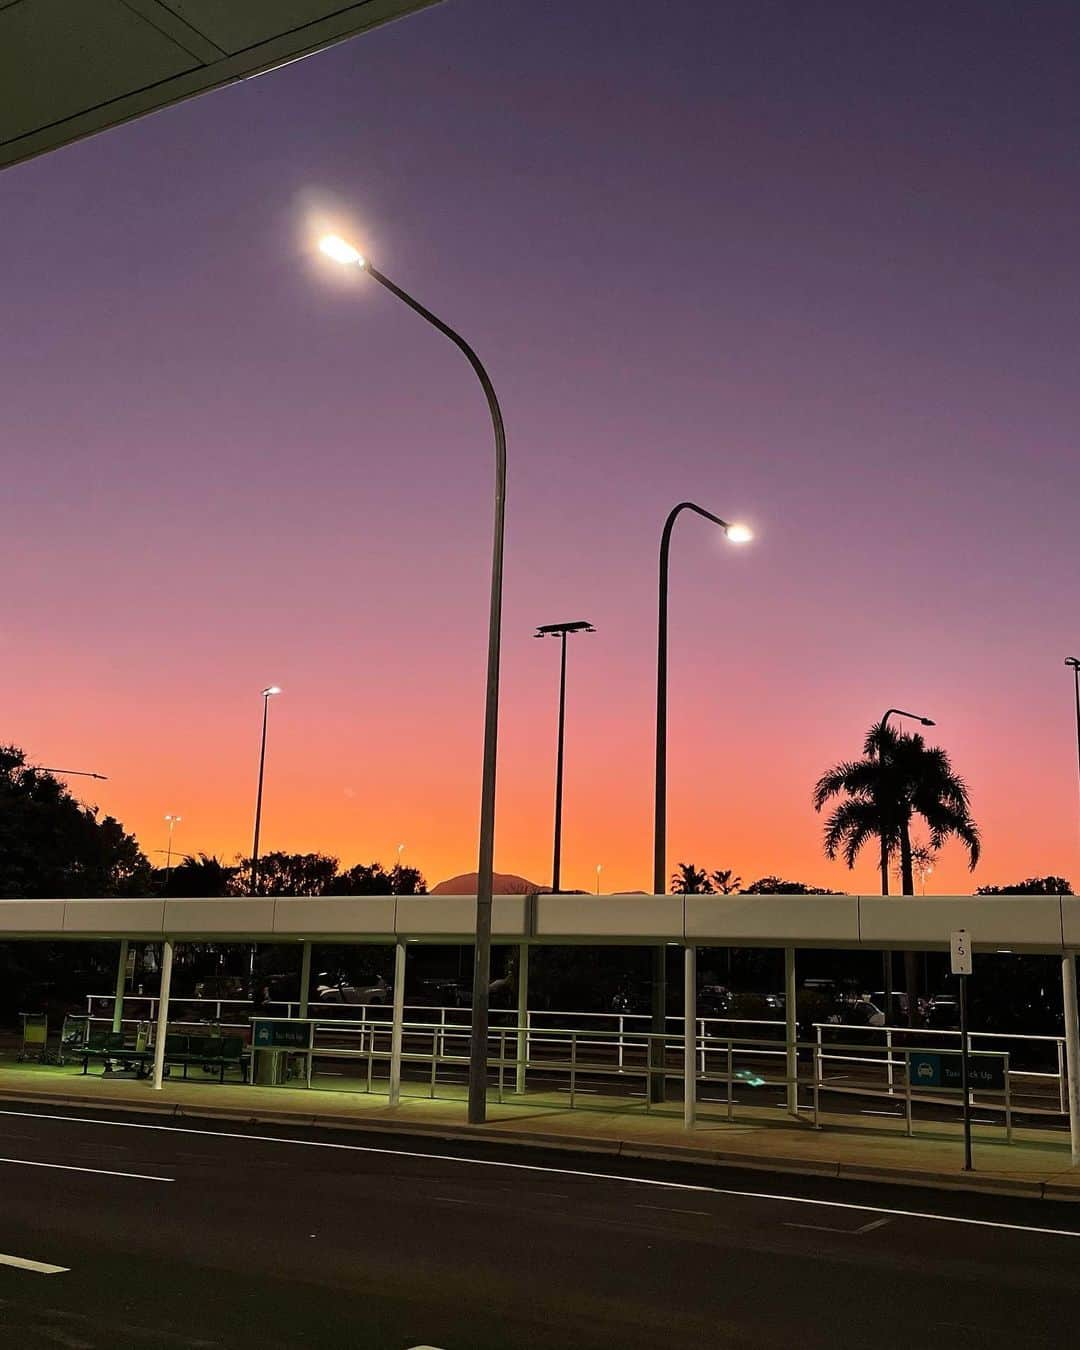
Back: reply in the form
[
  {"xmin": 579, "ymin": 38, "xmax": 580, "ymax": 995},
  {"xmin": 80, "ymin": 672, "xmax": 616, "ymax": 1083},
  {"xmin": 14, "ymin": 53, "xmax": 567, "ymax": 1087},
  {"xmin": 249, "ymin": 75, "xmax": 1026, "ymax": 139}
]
[
  {"xmin": 80, "ymin": 1028, "xmax": 152, "ymax": 1076},
  {"xmin": 79, "ymin": 1029, "xmax": 247, "ymax": 1082},
  {"xmin": 163, "ymin": 1033, "xmax": 248, "ymax": 1083}
]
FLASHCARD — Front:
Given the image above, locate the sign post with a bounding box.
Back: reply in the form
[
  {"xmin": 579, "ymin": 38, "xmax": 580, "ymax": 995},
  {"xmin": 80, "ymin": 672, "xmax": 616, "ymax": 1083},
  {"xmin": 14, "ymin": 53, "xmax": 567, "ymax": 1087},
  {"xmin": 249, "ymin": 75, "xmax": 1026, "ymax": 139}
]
[{"xmin": 951, "ymin": 929, "xmax": 973, "ymax": 1170}]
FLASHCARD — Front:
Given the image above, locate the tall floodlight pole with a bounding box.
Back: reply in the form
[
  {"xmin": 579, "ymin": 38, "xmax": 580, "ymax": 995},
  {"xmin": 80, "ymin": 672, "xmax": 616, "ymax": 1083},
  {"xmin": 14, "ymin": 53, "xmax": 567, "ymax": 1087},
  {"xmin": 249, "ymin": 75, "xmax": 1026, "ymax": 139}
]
[
  {"xmin": 163, "ymin": 814, "xmax": 182, "ymax": 888},
  {"xmin": 250, "ymin": 686, "xmax": 282, "ymax": 895},
  {"xmin": 653, "ymin": 503, "xmax": 752, "ymax": 1102},
  {"xmin": 878, "ymin": 707, "xmax": 934, "ymax": 1021},
  {"xmin": 1067, "ymin": 660, "xmax": 1080, "ymax": 820},
  {"xmin": 535, "ymin": 620, "xmax": 595, "ymax": 892},
  {"xmin": 318, "ymin": 235, "xmax": 506, "ymax": 1126}
]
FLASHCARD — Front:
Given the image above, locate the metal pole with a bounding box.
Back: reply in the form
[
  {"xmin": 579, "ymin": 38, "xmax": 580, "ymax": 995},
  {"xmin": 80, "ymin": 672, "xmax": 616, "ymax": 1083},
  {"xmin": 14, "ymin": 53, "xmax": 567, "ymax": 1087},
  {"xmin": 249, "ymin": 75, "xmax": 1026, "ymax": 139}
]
[
  {"xmin": 878, "ymin": 708, "xmax": 935, "ymax": 1022},
  {"xmin": 250, "ymin": 693, "xmax": 271, "ymax": 895},
  {"xmin": 552, "ymin": 631, "xmax": 567, "ymax": 893},
  {"xmin": 389, "ymin": 939, "xmax": 406, "ymax": 1107},
  {"xmin": 299, "ymin": 941, "xmax": 312, "ymax": 1020},
  {"xmin": 1068, "ymin": 659, "xmax": 1080, "ymax": 819},
  {"xmin": 515, "ymin": 942, "xmax": 529, "ymax": 1094},
  {"xmin": 959, "ymin": 971, "xmax": 973, "ymax": 1170},
  {"xmin": 785, "ymin": 946, "xmax": 798, "ymax": 1117},
  {"xmin": 1062, "ymin": 952, "xmax": 1080, "ymax": 1164},
  {"xmin": 112, "ymin": 939, "xmax": 128, "ymax": 1033},
  {"xmin": 151, "ymin": 940, "xmax": 174, "ymax": 1091},
  {"xmin": 366, "ymin": 265, "xmax": 506, "ymax": 1128},
  {"xmin": 684, "ymin": 945, "xmax": 697, "ymax": 1128},
  {"xmin": 653, "ymin": 501, "xmax": 733, "ymax": 1104}
]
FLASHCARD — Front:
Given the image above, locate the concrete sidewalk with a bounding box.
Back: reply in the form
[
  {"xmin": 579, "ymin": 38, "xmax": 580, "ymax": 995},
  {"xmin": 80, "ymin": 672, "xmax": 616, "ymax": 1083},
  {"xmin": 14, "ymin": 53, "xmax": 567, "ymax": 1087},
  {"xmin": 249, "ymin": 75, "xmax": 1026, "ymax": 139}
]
[{"xmin": 1, "ymin": 1058, "xmax": 1077, "ymax": 1201}]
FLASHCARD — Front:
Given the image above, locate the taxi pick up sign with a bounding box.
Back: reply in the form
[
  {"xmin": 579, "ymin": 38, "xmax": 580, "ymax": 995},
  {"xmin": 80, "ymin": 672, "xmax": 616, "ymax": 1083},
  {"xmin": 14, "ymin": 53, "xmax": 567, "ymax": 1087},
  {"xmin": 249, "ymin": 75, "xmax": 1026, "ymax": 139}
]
[{"xmin": 950, "ymin": 928, "xmax": 973, "ymax": 976}]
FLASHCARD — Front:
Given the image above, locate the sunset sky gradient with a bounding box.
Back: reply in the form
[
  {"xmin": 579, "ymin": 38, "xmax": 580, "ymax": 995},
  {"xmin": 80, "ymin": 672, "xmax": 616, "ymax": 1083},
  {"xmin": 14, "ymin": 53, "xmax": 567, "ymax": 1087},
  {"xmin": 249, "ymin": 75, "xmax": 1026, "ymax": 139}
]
[{"xmin": 3, "ymin": 0, "xmax": 1078, "ymax": 894}]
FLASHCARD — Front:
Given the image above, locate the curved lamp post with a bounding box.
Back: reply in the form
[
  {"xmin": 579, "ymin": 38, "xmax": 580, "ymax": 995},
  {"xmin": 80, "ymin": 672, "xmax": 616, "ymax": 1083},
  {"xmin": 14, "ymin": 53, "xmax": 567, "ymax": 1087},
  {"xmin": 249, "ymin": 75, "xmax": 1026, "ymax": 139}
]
[
  {"xmin": 878, "ymin": 708, "xmax": 935, "ymax": 896},
  {"xmin": 879, "ymin": 706, "xmax": 934, "ymax": 1025},
  {"xmin": 319, "ymin": 235, "xmax": 506, "ymax": 1126},
  {"xmin": 250, "ymin": 686, "xmax": 282, "ymax": 896},
  {"xmin": 1067, "ymin": 660, "xmax": 1080, "ymax": 814},
  {"xmin": 652, "ymin": 502, "xmax": 751, "ymax": 1102}
]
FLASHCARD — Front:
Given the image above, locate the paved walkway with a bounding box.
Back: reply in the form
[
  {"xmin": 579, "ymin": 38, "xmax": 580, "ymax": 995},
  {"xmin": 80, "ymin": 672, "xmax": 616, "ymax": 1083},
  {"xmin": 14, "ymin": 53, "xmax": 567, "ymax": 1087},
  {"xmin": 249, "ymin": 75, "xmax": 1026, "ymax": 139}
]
[{"xmin": 1, "ymin": 1058, "xmax": 1076, "ymax": 1200}]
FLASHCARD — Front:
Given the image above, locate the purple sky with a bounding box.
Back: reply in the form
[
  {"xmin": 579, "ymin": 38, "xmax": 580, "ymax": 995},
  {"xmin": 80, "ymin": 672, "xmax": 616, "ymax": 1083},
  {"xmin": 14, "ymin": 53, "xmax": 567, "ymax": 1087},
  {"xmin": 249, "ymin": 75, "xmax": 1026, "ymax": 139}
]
[{"xmin": 3, "ymin": 0, "xmax": 1079, "ymax": 893}]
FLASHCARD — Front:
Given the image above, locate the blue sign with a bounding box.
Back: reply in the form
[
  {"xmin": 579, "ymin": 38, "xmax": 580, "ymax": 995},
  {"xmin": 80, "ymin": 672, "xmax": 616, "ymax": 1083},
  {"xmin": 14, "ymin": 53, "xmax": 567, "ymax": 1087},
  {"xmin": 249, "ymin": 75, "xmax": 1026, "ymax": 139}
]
[
  {"xmin": 252, "ymin": 1019, "xmax": 310, "ymax": 1050},
  {"xmin": 909, "ymin": 1052, "xmax": 1004, "ymax": 1091}
]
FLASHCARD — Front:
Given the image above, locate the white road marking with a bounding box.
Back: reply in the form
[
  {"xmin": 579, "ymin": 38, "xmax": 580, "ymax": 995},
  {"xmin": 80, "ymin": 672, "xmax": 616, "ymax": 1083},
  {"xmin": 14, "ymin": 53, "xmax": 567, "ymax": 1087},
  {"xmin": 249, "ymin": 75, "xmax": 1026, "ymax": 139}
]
[
  {"xmin": 0, "ymin": 1154, "xmax": 173, "ymax": 1182},
  {"xmin": 1, "ymin": 1108, "xmax": 1077, "ymax": 1240},
  {"xmin": 0, "ymin": 1252, "xmax": 69, "ymax": 1275}
]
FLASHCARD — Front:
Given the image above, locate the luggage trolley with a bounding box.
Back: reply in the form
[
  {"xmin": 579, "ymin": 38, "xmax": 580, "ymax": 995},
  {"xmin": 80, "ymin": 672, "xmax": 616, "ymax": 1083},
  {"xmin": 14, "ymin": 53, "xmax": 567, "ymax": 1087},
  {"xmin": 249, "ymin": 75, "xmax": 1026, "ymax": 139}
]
[{"xmin": 17, "ymin": 1012, "xmax": 50, "ymax": 1063}]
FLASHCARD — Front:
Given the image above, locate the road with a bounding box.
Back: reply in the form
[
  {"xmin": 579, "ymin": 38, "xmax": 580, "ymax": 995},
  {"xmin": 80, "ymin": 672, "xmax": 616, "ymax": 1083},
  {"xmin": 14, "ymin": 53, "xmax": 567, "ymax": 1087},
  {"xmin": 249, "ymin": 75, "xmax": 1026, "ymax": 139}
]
[{"xmin": 0, "ymin": 1102, "xmax": 1077, "ymax": 1348}]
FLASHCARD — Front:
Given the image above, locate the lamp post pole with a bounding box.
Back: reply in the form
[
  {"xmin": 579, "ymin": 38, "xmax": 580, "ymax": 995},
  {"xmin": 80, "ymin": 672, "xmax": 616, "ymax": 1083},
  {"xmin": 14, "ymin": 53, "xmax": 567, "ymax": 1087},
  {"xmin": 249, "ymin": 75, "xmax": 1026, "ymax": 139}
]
[
  {"xmin": 653, "ymin": 503, "xmax": 751, "ymax": 1102},
  {"xmin": 164, "ymin": 814, "xmax": 181, "ymax": 890},
  {"xmin": 250, "ymin": 686, "xmax": 281, "ymax": 896},
  {"xmin": 536, "ymin": 621, "xmax": 594, "ymax": 893},
  {"xmin": 1067, "ymin": 660, "xmax": 1080, "ymax": 818},
  {"xmin": 878, "ymin": 707, "xmax": 934, "ymax": 1023},
  {"xmin": 317, "ymin": 237, "xmax": 506, "ymax": 1126}
]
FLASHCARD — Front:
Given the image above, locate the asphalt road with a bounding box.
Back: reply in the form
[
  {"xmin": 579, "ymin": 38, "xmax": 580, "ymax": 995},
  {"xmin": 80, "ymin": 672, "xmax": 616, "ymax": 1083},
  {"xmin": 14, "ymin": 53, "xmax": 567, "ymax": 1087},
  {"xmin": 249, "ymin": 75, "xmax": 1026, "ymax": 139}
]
[{"xmin": 0, "ymin": 1103, "xmax": 1078, "ymax": 1349}]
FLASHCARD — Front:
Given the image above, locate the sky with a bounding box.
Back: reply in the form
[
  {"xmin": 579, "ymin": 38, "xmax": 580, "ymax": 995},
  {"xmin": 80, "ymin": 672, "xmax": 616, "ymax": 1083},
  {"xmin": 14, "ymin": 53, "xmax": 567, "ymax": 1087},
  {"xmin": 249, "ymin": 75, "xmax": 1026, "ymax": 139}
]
[{"xmin": 2, "ymin": 0, "xmax": 1079, "ymax": 895}]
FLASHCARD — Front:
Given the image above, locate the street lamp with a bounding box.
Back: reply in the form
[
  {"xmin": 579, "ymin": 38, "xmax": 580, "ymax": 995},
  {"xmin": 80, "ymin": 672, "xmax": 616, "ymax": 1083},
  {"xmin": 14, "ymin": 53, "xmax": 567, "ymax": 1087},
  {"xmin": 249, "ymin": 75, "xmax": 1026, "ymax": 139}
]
[
  {"xmin": 596, "ymin": 863, "xmax": 603, "ymax": 894},
  {"xmin": 250, "ymin": 686, "xmax": 282, "ymax": 896},
  {"xmin": 318, "ymin": 234, "xmax": 507, "ymax": 1126},
  {"xmin": 878, "ymin": 709, "xmax": 935, "ymax": 896},
  {"xmin": 1067, "ymin": 660, "xmax": 1080, "ymax": 821},
  {"xmin": 36, "ymin": 767, "xmax": 108, "ymax": 780},
  {"xmin": 878, "ymin": 707, "xmax": 934, "ymax": 1023},
  {"xmin": 163, "ymin": 814, "xmax": 182, "ymax": 888},
  {"xmin": 535, "ymin": 620, "xmax": 595, "ymax": 893},
  {"xmin": 652, "ymin": 502, "xmax": 751, "ymax": 1102}
]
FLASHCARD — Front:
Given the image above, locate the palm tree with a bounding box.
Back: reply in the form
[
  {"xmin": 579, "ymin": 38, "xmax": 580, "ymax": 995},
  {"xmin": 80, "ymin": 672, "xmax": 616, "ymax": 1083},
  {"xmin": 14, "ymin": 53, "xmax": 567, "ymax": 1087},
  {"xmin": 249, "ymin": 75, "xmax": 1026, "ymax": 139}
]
[
  {"xmin": 671, "ymin": 863, "xmax": 713, "ymax": 894},
  {"xmin": 813, "ymin": 721, "xmax": 980, "ymax": 1021},
  {"xmin": 710, "ymin": 868, "xmax": 742, "ymax": 894}
]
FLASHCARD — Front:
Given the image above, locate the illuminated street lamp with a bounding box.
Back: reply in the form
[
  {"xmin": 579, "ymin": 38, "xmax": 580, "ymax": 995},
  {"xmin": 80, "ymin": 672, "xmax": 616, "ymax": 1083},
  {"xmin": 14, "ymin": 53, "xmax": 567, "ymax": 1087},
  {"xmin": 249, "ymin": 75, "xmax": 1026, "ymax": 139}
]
[
  {"xmin": 250, "ymin": 686, "xmax": 282, "ymax": 896},
  {"xmin": 535, "ymin": 620, "xmax": 595, "ymax": 893},
  {"xmin": 651, "ymin": 502, "xmax": 751, "ymax": 1102},
  {"xmin": 164, "ymin": 814, "xmax": 182, "ymax": 888},
  {"xmin": 318, "ymin": 234, "xmax": 506, "ymax": 1126}
]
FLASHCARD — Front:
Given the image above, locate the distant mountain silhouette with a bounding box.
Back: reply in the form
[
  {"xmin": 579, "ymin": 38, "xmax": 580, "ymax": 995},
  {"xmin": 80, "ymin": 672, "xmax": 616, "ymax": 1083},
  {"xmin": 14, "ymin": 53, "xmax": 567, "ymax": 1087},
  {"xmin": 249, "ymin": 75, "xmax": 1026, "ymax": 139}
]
[{"xmin": 430, "ymin": 871, "xmax": 550, "ymax": 895}]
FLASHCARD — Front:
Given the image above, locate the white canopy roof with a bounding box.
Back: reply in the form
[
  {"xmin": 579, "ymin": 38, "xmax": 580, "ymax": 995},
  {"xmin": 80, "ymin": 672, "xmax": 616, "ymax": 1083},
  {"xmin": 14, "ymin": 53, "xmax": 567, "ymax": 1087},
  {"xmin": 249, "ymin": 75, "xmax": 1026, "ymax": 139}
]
[{"xmin": 0, "ymin": 0, "xmax": 440, "ymax": 170}]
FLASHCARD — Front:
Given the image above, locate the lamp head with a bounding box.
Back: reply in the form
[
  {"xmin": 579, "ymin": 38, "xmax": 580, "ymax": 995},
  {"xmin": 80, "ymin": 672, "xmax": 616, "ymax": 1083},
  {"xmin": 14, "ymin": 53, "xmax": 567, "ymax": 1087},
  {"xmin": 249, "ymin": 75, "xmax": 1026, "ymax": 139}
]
[
  {"xmin": 725, "ymin": 523, "xmax": 753, "ymax": 544},
  {"xmin": 319, "ymin": 235, "xmax": 366, "ymax": 267},
  {"xmin": 262, "ymin": 685, "xmax": 283, "ymax": 697},
  {"xmin": 919, "ymin": 718, "xmax": 936, "ymax": 727},
  {"xmin": 1067, "ymin": 657, "xmax": 1080, "ymax": 671}
]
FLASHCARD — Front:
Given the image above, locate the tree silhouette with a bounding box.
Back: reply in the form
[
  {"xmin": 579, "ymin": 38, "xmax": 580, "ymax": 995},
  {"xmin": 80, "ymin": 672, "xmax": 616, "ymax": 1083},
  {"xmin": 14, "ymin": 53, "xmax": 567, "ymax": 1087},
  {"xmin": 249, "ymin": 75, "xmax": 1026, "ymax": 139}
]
[
  {"xmin": 670, "ymin": 863, "xmax": 713, "ymax": 894},
  {"xmin": 165, "ymin": 853, "xmax": 238, "ymax": 898},
  {"xmin": 241, "ymin": 851, "xmax": 339, "ymax": 897},
  {"xmin": 710, "ymin": 868, "xmax": 742, "ymax": 894},
  {"xmin": 0, "ymin": 745, "xmax": 149, "ymax": 897},
  {"xmin": 741, "ymin": 876, "xmax": 840, "ymax": 894},
  {"xmin": 814, "ymin": 720, "xmax": 980, "ymax": 1020},
  {"xmin": 338, "ymin": 861, "xmax": 427, "ymax": 895},
  {"xmin": 977, "ymin": 876, "xmax": 1073, "ymax": 895}
]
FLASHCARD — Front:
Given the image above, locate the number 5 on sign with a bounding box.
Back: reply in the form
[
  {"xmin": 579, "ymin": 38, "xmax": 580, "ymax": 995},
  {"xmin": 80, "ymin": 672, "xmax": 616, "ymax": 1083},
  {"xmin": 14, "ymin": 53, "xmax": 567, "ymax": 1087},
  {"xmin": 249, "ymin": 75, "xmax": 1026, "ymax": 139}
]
[{"xmin": 950, "ymin": 929, "xmax": 973, "ymax": 976}]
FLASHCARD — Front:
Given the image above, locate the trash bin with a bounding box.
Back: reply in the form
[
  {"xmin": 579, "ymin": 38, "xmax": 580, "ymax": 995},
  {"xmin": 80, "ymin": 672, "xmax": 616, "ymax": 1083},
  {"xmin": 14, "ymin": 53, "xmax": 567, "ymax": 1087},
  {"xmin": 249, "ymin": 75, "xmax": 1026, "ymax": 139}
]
[{"xmin": 254, "ymin": 1048, "xmax": 287, "ymax": 1086}]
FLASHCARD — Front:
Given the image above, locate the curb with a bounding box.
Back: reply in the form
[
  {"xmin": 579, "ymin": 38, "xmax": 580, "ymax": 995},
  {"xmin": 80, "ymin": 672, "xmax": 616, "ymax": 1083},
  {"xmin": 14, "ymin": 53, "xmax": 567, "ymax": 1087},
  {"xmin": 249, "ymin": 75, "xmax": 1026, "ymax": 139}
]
[{"xmin": 1, "ymin": 1086, "xmax": 1075, "ymax": 1201}]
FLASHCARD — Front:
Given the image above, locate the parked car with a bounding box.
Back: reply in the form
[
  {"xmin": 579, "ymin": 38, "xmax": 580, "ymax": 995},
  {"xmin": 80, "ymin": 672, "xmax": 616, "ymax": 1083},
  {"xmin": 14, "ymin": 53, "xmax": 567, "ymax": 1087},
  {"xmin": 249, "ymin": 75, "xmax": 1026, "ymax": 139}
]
[
  {"xmin": 315, "ymin": 973, "xmax": 391, "ymax": 1005},
  {"xmin": 829, "ymin": 995, "xmax": 886, "ymax": 1028}
]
